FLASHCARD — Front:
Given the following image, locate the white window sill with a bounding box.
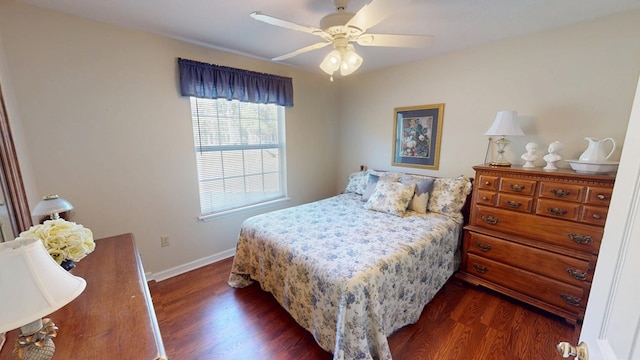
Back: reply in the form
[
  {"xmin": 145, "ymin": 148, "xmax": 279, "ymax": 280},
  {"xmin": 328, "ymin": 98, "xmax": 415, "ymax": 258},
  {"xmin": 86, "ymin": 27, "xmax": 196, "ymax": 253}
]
[{"xmin": 197, "ymin": 197, "xmax": 291, "ymax": 221}]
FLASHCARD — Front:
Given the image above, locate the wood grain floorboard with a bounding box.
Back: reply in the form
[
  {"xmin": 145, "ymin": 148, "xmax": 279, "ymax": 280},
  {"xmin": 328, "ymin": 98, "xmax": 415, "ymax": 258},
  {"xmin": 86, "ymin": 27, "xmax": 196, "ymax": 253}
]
[{"xmin": 149, "ymin": 257, "xmax": 574, "ymax": 359}]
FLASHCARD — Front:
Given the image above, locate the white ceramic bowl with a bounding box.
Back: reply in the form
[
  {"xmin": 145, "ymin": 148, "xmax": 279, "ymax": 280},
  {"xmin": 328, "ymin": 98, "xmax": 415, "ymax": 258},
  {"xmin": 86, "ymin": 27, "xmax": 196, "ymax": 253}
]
[{"xmin": 566, "ymin": 160, "xmax": 619, "ymax": 174}]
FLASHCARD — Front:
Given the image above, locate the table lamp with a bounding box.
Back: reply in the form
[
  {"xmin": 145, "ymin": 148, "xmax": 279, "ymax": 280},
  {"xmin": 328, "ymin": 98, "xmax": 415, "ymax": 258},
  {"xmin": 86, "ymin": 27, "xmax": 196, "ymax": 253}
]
[
  {"xmin": 484, "ymin": 110, "xmax": 524, "ymax": 167},
  {"xmin": 0, "ymin": 238, "xmax": 86, "ymax": 359},
  {"xmin": 31, "ymin": 195, "xmax": 73, "ymax": 220}
]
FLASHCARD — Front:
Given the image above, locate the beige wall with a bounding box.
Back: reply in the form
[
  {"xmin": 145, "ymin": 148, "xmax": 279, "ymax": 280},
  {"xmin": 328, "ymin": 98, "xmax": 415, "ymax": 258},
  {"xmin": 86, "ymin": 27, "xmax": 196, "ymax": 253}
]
[
  {"xmin": 0, "ymin": 2, "xmax": 339, "ymax": 275},
  {"xmin": 336, "ymin": 10, "xmax": 640, "ymax": 188}
]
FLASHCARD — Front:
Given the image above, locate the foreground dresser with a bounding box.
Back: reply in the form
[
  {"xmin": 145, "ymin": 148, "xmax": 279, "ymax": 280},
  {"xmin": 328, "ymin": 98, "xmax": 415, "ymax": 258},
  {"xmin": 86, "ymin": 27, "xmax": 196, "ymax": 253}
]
[
  {"xmin": 0, "ymin": 233, "xmax": 167, "ymax": 360},
  {"xmin": 456, "ymin": 165, "xmax": 615, "ymax": 331}
]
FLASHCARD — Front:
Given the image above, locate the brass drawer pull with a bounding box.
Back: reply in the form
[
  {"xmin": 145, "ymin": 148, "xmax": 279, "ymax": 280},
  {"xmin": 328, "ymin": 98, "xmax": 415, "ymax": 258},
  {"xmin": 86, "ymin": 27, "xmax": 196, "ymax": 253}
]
[
  {"xmin": 475, "ymin": 242, "xmax": 492, "ymax": 252},
  {"xmin": 592, "ymin": 213, "xmax": 602, "ymax": 219},
  {"xmin": 482, "ymin": 196, "xmax": 489, "ymax": 201},
  {"xmin": 481, "ymin": 215, "xmax": 499, "ymax": 225},
  {"xmin": 597, "ymin": 194, "xmax": 607, "ymax": 200},
  {"xmin": 551, "ymin": 189, "xmax": 570, "ymax": 197},
  {"xmin": 472, "ymin": 263, "xmax": 488, "ymax": 274},
  {"xmin": 566, "ymin": 268, "xmax": 587, "ymax": 281},
  {"xmin": 505, "ymin": 200, "xmax": 521, "ymax": 208},
  {"xmin": 568, "ymin": 233, "xmax": 593, "ymax": 244},
  {"xmin": 560, "ymin": 293, "xmax": 581, "ymax": 307},
  {"xmin": 547, "ymin": 207, "xmax": 568, "ymax": 216},
  {"xmin": 510, "ymin": 184, "xmax": 525, "ymax": 192}
]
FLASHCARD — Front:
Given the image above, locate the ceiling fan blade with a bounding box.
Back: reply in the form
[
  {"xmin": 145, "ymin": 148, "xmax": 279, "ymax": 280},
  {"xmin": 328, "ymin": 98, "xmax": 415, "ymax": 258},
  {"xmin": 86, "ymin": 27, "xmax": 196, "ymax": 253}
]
[
  {"xmin": 356, "ymin": 33, "xmax": 433, "ymax": 48},
  {"xmin": 272, "ymin": 42, "xmax": 331, "ymax": 61},
  {"xmin": 346, "ymin": 0, "xmax": 413, "ymax": 33},
  {"xmin": 250, "ymin": 11, "xmax": 331, "ymax": 40}
]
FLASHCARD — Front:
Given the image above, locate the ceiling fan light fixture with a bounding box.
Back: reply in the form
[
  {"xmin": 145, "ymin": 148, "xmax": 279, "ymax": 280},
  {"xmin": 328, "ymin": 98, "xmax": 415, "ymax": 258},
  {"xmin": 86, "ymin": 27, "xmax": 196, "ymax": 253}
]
[
  {"xmin": 252, "ymin": 0, "xmax": 434, "ymax": 78},
  {"xmin": 320, "ymin": 49, "xmax": 342, "ymax": 75}
]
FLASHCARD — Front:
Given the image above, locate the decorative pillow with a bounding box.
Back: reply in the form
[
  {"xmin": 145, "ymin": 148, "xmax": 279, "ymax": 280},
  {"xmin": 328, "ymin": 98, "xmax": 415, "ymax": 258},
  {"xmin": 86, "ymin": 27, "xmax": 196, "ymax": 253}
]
[
  {"xmin": 364, "ymin": 181, "xmax": 416, "ymax": 217},
  {"xmin": 407, "ymin": 177, "xmax": 435, "ymax": 213},
  {"xmin": 344, "ymin": 171, "xmax": 369, "ymax": 195},
  {"xmin": 362, "ymin": 174, "xmax": 400, "ymax": 201},
  {"xmin": 427, "ymin": 175, "xmax": 473, "ymax": 223}
]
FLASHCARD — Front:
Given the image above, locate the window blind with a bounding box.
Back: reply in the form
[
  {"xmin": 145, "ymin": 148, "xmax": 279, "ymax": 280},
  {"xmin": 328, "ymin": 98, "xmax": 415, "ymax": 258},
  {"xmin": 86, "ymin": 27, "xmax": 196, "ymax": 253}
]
[{"xmin": 191, "ymin": 97, "xmax": 286, "ymax": 215}]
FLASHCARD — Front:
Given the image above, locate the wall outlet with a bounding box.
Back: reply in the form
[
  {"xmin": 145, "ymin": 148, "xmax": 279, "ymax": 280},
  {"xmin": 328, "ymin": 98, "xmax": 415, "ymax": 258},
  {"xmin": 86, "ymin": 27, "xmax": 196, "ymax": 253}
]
[{"xmin": 160, "ymin": 236, "xmax": 170, "ymax": 247}]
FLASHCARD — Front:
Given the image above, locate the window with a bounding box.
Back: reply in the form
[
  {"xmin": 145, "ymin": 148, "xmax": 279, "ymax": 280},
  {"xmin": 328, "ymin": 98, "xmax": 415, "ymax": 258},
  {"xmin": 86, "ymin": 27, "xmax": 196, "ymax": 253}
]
[{"xmin": 190, "ymin": 97, "xmax": 286, "ymax": 217}]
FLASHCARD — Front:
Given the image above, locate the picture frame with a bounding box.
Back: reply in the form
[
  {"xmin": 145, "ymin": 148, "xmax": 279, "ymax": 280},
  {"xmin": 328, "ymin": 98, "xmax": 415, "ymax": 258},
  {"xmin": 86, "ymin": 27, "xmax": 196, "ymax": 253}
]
[{"xmin": 392, "ymin": 103, "xmax": 444, "ymax": 170}]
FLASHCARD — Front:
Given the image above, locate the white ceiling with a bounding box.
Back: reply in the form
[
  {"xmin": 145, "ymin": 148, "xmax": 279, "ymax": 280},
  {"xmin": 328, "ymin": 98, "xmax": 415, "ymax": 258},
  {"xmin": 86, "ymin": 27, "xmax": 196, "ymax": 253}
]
[{"xmin": 17, "ymin": 0, "xmax": 640, "ymax": 75}]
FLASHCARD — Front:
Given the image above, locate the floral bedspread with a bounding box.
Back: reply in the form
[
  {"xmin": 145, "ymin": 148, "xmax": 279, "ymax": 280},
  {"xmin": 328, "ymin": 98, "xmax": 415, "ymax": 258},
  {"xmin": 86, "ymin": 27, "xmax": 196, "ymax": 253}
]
[{"xmin": 228, "ymin": 193, "xmax": 462, "ymax": 360}]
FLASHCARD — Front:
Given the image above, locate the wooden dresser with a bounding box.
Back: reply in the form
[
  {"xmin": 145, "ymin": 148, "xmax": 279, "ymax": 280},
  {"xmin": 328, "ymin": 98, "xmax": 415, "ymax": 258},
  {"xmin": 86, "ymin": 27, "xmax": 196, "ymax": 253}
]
[
  {"xmin": 0, "ymin": 233, "xmax": 167, "ymax": 360},
  {"xmin": 456, "ymin": 165, "xmax": 615, "ymax": 329}
]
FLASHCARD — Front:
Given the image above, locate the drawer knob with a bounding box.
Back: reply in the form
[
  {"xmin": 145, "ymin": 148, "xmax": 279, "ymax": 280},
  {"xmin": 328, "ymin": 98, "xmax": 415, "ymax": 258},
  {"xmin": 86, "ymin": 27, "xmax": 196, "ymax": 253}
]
[
  {"xmin": 551, "ymin": 189, "xmax": 571, "ymax": 197},
  {"xmin": 560, "ymin": 293, "xmax": 581, "ymax": 307},
  {"xmin": 475, "ymin": 242, "xmax": 492, "ymax": 252},
  {"xmin": 568, "ymin": 233, "xmax": 593, "ymax": 244},
  {"xmin": 481, "ymin": 215, "xmax": 499, "ymax": 225},
  {"xmin": 592, "ymin": 213, "xmax": 602, "ymax": 219},
  {"xmin": 505, "ymin": 200, "xmax": 521, "ymax": 208},
  {"xmin": 547, "ymin": 207, "xmax": 568, "ymax": 216},
  {"xmin": 482, "ymin": 196, "xmax": 489, "ymax": 201},
  {"xmin": 597, "ymin": 194, "xmax": 607, "ymax": 200},
  {"xmin": 472, "ymin": 263, "xmax": 488, "ymax": 274},
  {"xmin": 566, "ymin": 268, "xmax": 587, "ymax": 281},
  {"xmin": 484, "ymin": 181, "xmax": 491, "ymax": 186},
  {"xmin": 510, "ymin": 184, "xmax": 525, "ymax": 192}
]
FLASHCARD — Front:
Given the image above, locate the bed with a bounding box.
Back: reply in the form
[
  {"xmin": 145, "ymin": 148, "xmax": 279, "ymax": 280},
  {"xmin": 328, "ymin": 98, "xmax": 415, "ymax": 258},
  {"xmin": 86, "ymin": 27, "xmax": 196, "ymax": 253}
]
[{"xmin": 228, "ymin": 170, "xmax": 472, "ymax": 360}]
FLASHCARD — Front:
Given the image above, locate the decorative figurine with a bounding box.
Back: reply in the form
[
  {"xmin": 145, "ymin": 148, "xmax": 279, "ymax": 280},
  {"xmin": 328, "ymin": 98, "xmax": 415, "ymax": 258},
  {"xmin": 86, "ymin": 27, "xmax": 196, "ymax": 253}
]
[
  {"xmin": 521, "ymin": 142, "xmax": 538, "ymax": 168},
  {"xmin": 543, "ymin": 141, "xmax": 563, "ymax": 170}
]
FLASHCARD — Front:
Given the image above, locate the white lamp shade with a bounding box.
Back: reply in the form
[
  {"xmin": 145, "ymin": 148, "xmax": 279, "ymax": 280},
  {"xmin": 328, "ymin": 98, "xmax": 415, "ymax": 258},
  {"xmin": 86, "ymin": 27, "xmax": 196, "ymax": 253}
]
[
  {"xmin": 339, "ymin": 45, "xmax": 363, "ymax": 76},
  {"xmin": 319, "ymin": 49, "xmax": 341, "ymax": 75},
  {"xmin": 0, "ymin": 238, "xmax": 86, "ymax": 333},
  {"xmin": 484, "ymin": 111, "xmax": 525, "ymax": 136},
  {"xmin": 31, "ymin": 195, "xmax": 74, "ymax": 217}
]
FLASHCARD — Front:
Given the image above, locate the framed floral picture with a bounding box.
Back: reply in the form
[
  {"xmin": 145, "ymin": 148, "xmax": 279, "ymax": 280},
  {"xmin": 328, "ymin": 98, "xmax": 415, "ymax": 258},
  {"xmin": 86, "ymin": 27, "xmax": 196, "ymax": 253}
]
[{"xmin": 392, "ymin": 103, "xmax": 444, "ymax": 170}]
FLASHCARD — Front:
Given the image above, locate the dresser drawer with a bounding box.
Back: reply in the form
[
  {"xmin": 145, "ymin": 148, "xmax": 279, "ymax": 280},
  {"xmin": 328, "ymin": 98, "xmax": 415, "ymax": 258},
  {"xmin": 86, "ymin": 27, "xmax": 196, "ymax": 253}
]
[
  {"xmin": 496, "ymin": 193, "xmax": 533, "ymax": 213},
  {"xmin": 477, "ymin": 174, "xmax": 499, "ymax": 191},
  {"xmin": 466, "ymin": 254, "xmax": 586, "ymax": 313},
  {"xmin": 499, "ymin": 177, "xmax": 536, "ymax": 196},
  {"xmin": 585, "ymin": 186, "xmax": 613, "ymax": 206},
  {"xmin": 536, "ymin": 198, "xmax": 581, "ymax": 221},
  {"xmin": 474, "ymin": 206, "xmax": 603, "ymax": 254},
  {"xmin": 476, "ymin": 190, "xmax": 497, "ymax": 206},
  {"xmin": 467, "ymin": 232, "xmax": 592, "ymax": 286},
  {"xmin": 539, "ymin": 181, "xmax": 585, "ymax": 202},
  {"xmin": 580, "ymin": 205, "xmax": 608, "ymax": 226}
]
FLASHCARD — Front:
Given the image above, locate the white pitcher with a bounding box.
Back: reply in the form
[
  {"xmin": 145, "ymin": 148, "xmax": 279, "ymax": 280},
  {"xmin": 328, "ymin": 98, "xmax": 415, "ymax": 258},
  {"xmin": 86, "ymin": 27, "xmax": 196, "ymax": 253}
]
[{"xmin": 578, "ymin": 137, "xmax": 616, "ymax": 162}]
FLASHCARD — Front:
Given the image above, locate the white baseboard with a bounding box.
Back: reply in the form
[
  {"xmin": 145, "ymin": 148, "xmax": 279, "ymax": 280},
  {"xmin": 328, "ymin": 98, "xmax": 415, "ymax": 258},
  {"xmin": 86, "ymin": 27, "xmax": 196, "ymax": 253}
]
[{"xmin": 147, "ymin": 247, "xmax": 236, "ymax": 282}]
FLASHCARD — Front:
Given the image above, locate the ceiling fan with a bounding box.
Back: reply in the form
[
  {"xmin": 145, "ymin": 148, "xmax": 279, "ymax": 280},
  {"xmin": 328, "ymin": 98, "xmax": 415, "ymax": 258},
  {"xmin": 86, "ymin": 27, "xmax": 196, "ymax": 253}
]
[{"xmin": 250, "ymin": 0, "xmax": 432, "ymax": 79}]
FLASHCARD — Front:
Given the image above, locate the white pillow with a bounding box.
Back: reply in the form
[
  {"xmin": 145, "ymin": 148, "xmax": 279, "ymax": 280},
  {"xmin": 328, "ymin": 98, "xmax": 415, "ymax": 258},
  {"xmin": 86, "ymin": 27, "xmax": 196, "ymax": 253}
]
[
  {"xmin": 427, "ymin": 175, "xmax": 472, "ymax": 223},
  {"xmin": 344, "ymin": 171, "xmax": 369, "ymax": 195},
  {"xmin": 364, "ymin": 181, "xmax": 416, "ymax": 217}
]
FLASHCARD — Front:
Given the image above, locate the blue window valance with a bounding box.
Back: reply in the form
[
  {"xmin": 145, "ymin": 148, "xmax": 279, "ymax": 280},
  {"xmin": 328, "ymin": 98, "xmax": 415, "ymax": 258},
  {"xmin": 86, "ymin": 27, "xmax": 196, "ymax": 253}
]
[{"xmin": 178, "ymin": 58, "xmax": 294, "ymax": 107}]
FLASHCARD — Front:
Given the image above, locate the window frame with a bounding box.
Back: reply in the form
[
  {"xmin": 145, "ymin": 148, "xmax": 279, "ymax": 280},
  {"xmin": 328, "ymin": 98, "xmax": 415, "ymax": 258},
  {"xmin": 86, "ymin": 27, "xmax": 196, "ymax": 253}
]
[{"xmin": 189, "ymin": 97, "xmax": 288, "ymax": 220}]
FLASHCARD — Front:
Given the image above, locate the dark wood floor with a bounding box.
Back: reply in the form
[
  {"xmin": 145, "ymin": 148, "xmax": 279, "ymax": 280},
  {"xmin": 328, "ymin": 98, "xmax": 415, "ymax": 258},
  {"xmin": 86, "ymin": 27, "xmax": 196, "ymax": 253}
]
[{"xmin": 149, "ymin": 257, "xmax": 574, "ymax": 360}]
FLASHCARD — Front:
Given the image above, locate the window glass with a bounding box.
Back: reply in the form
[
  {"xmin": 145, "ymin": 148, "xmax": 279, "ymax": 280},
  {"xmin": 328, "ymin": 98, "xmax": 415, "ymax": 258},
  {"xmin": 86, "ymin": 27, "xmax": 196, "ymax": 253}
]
[{"xmin": 190, "ymin": 97, "xmax": 286, "ymax": 216}]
